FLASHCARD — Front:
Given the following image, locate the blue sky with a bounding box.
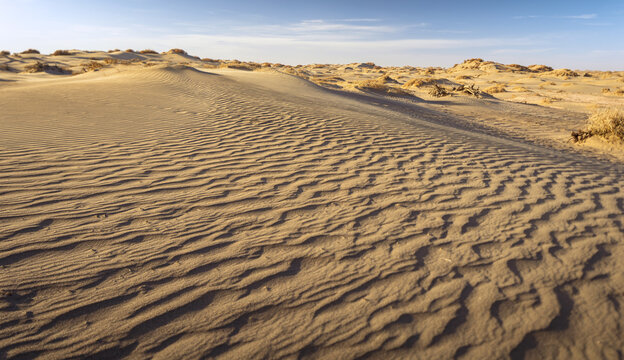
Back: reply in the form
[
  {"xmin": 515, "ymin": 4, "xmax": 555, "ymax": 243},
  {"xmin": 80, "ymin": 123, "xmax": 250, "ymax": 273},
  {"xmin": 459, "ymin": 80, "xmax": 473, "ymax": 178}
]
[{"xmin": 2, "ymin": 0, "xmax": 623, "ymax": 69}]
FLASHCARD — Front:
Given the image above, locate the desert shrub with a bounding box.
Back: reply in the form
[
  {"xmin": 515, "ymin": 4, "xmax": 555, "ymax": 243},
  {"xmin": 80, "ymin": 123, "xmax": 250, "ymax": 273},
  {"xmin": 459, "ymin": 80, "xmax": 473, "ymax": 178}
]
[
  {"xmin": 20, "ymin": 49, "xmax": 40, "ymax": 54},
  {"xmin": 403, "ymin": 78, "xmax": 437, "ymax": 88},
  {"xmin": 24, "ymin": 61, "xmax": 70, "ymax": 74},
  {"xmin": 139, "ymin": 49, "xmax": 158, "ymax": 54},
  {"xmin": 0, "ymin": 50, "xmax": 9, "ymax": 56},
  {"xmin": 528, "ymin": 64, "xmax": 553, "ymax": 72},
  {"xmin": 507, "ymin": 64, "xmax": 530, "ymax": 72},
  {"xmin": 356, "ymin": 76, "xmax": 411, "ymax": 96},
  {"xmin": 572, "ymin": 108, "xmax": 624, "ymax": 143},
  {"xmin": 107, "ymin": 49, "xmax": 120, "ymax": 53},
  {"xmin": 552, "ymin": 69, "xmax": 579, "ymax": 77},
  {"xmin": 602, "ymin": 88, "xmax": 611, "ymax": 94},
  {"xmin": 220, "ymin": 62, "xmax": 256, "ymax": 71},
  {"xmin": 52, "ymin": 50, "xmax": 72, "ymax": 56},
  {"xmin": 483, "ymin": 84, "xmax": 507, "ymax": 94},
  {"xmin": 125, "ymin": 49, "xmax": 135, "ymax": 53},
  {"xmin": 167, "ymin": 48, "xmax": 187, "ymax": 55},
  {"xmin": 429, "ymin": 84, "xmax": 449, "ymax": 97},
  {"xmin": 453, "ymin": 84, "xmax": 481, "ymax": 97},
  {"xmin": 202, "ymin": 58, "xmax": 218, "ymax": 62},
  {"xmin": 81, "ymin": 61, "xmax": 105, "ymax": 72},
  {"xmin": 104, "ymin": 58, "xmax": 138, "ymax": 65}
]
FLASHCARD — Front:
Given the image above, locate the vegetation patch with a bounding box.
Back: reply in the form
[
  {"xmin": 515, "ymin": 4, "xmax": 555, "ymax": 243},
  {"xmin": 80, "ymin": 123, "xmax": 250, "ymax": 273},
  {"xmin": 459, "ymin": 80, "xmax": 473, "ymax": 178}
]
[
  {"xmin": 20, "ymin": 49, "xmax": 40, "ymax": 54},
  {"xmin": 52, "ymin": 50, "xmax": 72, "ymax": 56},
  {"xmin": 24, "ymin": 61, "xmax": 70, "ymax": 74},
  {"xmin": 572, "ymin": 108, "xmax": 624, "ymax": 143}
]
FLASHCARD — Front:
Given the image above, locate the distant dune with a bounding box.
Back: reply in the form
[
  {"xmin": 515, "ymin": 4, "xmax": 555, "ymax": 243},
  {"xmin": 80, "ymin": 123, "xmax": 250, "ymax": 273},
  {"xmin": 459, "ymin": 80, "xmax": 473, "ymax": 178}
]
[{"xmin": 1, "ymin": 50, "xmax": 623, "ymax": 359}]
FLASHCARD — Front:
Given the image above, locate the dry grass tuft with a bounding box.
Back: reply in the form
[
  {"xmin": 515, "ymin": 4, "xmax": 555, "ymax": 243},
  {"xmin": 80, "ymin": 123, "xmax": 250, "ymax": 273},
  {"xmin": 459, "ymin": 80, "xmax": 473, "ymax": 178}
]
[
  {"xmin": 507, "ymin": 64, "xmax": 530, "ymax": 72},
  {"xmin": 402, "ymin": 77, "xmax": 437, "ymax": 88},
  {"xmin": 572, "ymin": 108, "xmax": 624, "ymax": 143},
  {"xmin": 552, "ymin": 69, "xmax": 579, "ymax": 78},
  {"xmin": 52, "ymin": 50, "xmax": 72, "ymax": 56},
  {"xmin": 24, "ymin": 61, "xmax": 70, "ymax": 74},
  {"xmin": 20, "ymin": 49, "xmax": 40, "ymax": 54},
  {"xmin": 428, "ymin": 84, "xmax": 450, "ymax": 97},
  {"xmin": 528, "ymin": 64, "xmax": 553, "ymax": 72},
  {"xmin": 81, "ymin": 61, "xmax": 105, "ymax": 72},
  {"xmin": 483, "ymin": 84, "xmax": 507, "ymax": 94},
  {"xmin": 356, "ymin": 76, "xmax": 411, "ymax": 96},
  {"xmin": 104, "ymin": 58, "xmax": 137, "ymax": 65},
  {"xmin": 139, "ymin": 49, "xmax": 158, "ymax": 54},
  {"xmin": 167, "ymin": 48, "xmax": 187, "ymax": 55}
]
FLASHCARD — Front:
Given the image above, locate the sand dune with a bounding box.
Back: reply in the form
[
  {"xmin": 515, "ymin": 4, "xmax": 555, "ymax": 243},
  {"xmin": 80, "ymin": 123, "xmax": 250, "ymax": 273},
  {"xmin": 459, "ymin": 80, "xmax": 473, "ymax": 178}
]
[{"xmin": 1, "ymin": 58, "xmax": 624, "ymax": 359}]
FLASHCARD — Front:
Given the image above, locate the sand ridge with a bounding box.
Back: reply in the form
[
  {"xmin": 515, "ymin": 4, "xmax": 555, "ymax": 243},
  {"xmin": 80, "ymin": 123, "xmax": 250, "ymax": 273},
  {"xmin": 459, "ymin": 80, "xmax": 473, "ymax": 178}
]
[{"xmin": 0, "ymin": 57, "xmax": 624, "ymax": 359}]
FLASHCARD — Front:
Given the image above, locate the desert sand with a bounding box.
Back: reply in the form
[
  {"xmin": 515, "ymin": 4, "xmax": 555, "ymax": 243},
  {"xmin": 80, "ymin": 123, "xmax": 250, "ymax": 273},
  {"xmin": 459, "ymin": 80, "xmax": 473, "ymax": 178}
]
[{"xmin": 1, "ymin": 50, "xmax": 623, "ymax": 359}]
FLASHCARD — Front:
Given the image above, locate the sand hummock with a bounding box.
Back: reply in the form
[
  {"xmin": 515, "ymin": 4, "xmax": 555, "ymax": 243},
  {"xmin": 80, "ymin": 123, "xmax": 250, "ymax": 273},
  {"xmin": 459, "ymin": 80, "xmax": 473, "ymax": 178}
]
[{"xmin": 0, "ymin": 51, "xmax": 623, "ymax": 359}]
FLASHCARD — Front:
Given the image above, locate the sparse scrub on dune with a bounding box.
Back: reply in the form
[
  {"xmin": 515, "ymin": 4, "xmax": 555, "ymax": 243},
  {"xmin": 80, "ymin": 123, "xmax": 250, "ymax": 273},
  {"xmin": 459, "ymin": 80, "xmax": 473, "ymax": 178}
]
[
  {"xmin": 20, "ymin": 49, "xmax": 40, "ymax": 54},
  {"xmin": 507, "ymin": 64, "xmax": 530, "ymax": 72},
  {"xmin": 81, "ymin": 61, "xmax": 105, "ymax": 72},
  {"xmin": 104, "ymin": 58, "xmax": 138, "ymax": 65},
  {"xmin": 572, "ymin": 108, "xmax": 624, "ymax": 143},
  {"xmin": 139, "ymin": 49, "xmax": 158, "ymax": 54},
  {"xmin": 52, "ymin": 50, "xmax": 72, "ymax": 56},
  {"xmin": 483, "ymin": 83, "xmax": 507, "ymax": 94},
  {"xmin": 528, "ymin": 64, "xmax": 553, "ymax": 73},
  {"xmin": 428, "ymin": 84, "xmax": 450, "ymax": 97},
  {"xmin": 452, "ymin": 84, "xmax": 481, "ymax": 97},
  {"xmin": 219, "ymin": 62, "xmax": 258, "ymax": 71},
  {"xmin": 125, "ymin": 49, "xmax": 135, "ymax": 53},
  {"xmin": 166, "ymin": 48, "xmax": 187, "ymax": 55},
  {"xmin": 356, "ymin": 75, "xmax": 411, "ymax": 96},
  {"xmin": 552, "ymin": 69, "xmax": 579, "ymax": 78},
  {"xmin": 107, "ymin": 49, "xmax": 120, "ymax": 53},
  {"xmin": 0, "ymin": 50, "xmax": 10, "ymax": 56},
  {"xmin": 24, "ymin": 61, "xmax": 70, "ymax": 74},
  {"xmin": 402, "ymin": 77, "xmax": 437, "ymax": 88}
]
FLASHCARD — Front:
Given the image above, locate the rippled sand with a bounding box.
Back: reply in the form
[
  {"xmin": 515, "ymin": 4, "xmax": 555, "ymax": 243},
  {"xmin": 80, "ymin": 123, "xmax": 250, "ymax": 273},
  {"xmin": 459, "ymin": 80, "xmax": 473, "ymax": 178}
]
[{"xmin": 1, "ymin": 57, "xmax": 623, "ymax": 359}]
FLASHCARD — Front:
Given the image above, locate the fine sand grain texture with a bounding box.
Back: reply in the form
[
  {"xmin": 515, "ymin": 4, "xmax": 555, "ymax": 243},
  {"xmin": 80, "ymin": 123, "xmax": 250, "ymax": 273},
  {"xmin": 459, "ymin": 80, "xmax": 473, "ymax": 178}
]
[{"xmin": 1, "ymin": 57, "xmax": 624, "ymax": 359}]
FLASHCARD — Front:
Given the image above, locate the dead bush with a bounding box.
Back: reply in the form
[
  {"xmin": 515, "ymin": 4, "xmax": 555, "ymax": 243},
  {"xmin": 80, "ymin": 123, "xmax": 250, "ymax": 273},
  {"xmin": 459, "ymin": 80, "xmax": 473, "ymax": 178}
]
[
  {"xmin": 429, "ymin": 84, "xmax": 449, "ymax": 97},
  {"xmin": 572, "ymin": 108, "xmax": 624, "ymax": 143},
  {"xmin": 52, "ymin": 50, "xmax": 72, "ymax": 56}
]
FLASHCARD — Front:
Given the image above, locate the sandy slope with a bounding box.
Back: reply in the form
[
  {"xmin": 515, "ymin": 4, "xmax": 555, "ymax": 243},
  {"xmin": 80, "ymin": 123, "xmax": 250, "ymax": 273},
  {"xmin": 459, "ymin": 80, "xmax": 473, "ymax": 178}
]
[{"xmin": 1, "ymin": 64, "xmax": 623, "ymax": 359}]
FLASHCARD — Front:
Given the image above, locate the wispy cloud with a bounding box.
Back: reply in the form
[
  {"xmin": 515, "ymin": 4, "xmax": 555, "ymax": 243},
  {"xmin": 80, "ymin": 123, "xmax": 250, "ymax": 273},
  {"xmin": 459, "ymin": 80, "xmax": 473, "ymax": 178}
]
[
  {"xmin": 514, "ymin": 13, "xmax": 598, "ymax": 20},
  {"xmin": 337, "ymin": 18, "xmax": 382, "ymax": 22},
  {"xmin": 561, "ymin": 14, "xmax": 597, "ymax": 19}
]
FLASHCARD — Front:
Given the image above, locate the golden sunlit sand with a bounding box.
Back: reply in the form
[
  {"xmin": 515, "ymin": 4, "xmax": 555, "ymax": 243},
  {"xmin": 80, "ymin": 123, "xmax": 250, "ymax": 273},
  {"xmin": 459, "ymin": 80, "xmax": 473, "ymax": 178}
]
[{"xmin": 1, "ymin": 49, "xmax": 623, "ymax": 358}]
